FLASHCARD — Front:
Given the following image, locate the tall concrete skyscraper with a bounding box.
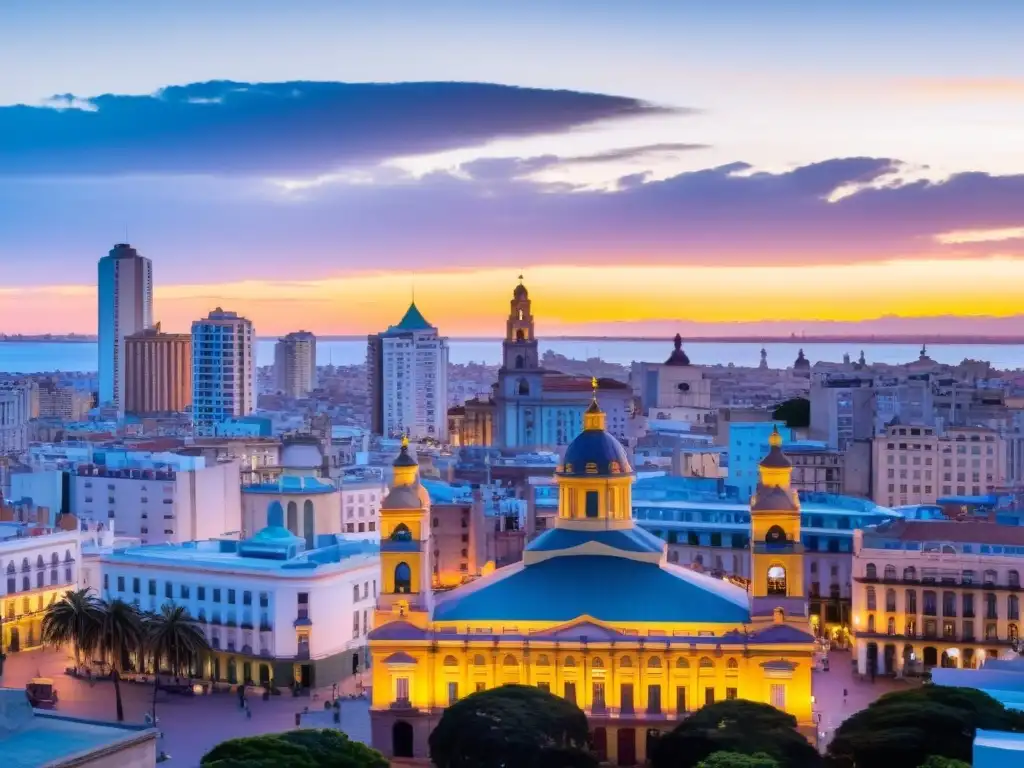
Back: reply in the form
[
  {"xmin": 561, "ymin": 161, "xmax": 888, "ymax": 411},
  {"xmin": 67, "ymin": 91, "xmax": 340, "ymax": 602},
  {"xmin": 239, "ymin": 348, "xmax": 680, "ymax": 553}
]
[
  {"xmin": 124, "ymin": 323, "xmax": 192, "ymax": 415},
  {"xmin": 367, "ymin": 302, "xmax": 448, "ymax": 440},
  {"xmin": 191, "ymin": 308, "xmax": 256, "ymax": 435},
  {"xmin": 274, "ymin": 331, "xmax": 317, "ymax": 397},
  {"xmin": 97, "ymin": 243, "xmax": 153, "ymax": 412}
]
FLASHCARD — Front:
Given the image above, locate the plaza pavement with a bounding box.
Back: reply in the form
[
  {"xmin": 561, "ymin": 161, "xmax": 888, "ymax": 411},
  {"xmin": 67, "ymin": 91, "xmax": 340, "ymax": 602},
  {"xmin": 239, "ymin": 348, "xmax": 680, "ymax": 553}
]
[{"xmin": 1, "ymin": 648, "xmax": 371, "ymax": 767}]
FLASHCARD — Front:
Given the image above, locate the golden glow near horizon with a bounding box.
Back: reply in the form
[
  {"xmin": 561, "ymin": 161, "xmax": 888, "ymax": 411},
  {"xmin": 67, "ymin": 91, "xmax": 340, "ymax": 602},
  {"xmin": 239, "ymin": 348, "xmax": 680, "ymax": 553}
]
[{"xmin": 8, "ymin": 257, "xmax": 1024, "ymax": 336}]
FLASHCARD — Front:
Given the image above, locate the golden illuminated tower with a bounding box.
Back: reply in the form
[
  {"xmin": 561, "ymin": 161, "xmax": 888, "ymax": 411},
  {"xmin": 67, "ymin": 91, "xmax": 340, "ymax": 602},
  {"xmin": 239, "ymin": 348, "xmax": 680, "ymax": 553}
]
[
  {"xmin": 374, "ymin": 438, "xmax": 434, "ymax": 629},
  {"xmin": 749, "ymin": 426, "xmax": 807, "ymax": 623}
]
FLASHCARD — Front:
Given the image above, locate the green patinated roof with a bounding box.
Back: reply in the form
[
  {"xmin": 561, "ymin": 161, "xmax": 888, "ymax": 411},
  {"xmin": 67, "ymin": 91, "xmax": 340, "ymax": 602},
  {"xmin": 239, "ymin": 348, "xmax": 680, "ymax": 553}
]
[{"xmin": 388, "ymin": 302, "xmax": 434, "ymax": 332}]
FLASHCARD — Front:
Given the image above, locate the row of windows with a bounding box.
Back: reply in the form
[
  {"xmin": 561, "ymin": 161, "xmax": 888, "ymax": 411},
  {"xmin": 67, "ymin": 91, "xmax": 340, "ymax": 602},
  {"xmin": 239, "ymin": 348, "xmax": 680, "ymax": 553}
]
[
  {"xmin": 5, "ymin": 569, "xmax": 74, "ymax": 594},
  {"xmin": 864, "ymin": 563, "xmax": 1021, "ymax": 586},
  {"xmin": 2, "ymin": 551, "xmax": 75, "ymax": 573},
  {"xmin": 863, "ymin": 615, "xmax": 1019, "ymax": 643},
  {"xmin": 864, "ymin": 587, "xmax": 1020, "ymax": 620},
  {"xmin": 104, "ymin": 575, "xmax": 270, "ymax": 606},
  {"xmin": 441, "ymin": 654, "xmax": 738, "ymax": 670}
]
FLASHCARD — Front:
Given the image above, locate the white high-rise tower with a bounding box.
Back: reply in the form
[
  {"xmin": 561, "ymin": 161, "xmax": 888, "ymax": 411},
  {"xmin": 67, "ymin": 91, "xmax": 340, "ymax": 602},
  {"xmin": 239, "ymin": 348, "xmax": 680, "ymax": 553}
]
[
  {"xmin": 191, "ymin": 308, "xmax": 256, "ymax": 435},
  {"xmin": 98, "ymin": 243, "xmax": 153, "ymax": 412}
]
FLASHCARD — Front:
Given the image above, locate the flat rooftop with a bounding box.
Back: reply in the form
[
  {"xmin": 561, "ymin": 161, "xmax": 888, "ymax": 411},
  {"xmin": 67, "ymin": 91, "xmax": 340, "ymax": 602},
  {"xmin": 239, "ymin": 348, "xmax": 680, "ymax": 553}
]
[{"xmin": 0, "ymin": 689, "xmax": 157, "ymax": 768}]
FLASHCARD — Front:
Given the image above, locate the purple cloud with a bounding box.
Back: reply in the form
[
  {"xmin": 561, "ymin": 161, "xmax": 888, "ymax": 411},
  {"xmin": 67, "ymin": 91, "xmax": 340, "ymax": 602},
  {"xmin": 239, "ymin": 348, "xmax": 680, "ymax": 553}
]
[{"xmin": 0, "ymin": 80, "xmax": 679, "ymax": 176}]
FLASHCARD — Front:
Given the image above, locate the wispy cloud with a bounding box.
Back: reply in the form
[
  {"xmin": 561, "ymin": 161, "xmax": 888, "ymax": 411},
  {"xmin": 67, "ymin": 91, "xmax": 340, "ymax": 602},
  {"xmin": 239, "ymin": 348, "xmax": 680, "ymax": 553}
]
[{"xmin": 935, "ymin": 226, "xmax": 1024, "ymax": 245}]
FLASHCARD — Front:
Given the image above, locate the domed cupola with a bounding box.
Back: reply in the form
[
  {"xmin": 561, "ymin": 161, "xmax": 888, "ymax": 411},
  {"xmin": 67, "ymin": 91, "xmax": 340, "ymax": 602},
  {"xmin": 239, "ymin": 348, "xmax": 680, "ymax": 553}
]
[
  {"xmin": 383, "ymin": 437, "xmax": 430, "ymax": 510},
  {"xmin": 558, "ymin": 380, "xmax": 632, "ymax": 479},
  {"xmin": 665, "ymin": 333, "xmax": 691, "ymax": 366}
]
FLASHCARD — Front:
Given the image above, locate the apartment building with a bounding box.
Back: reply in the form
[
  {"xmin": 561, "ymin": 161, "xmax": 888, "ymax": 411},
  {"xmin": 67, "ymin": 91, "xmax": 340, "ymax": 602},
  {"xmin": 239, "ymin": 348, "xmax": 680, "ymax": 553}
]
[
  {"xmin": 852, "ymin": 520, "xmax": 1024, "ymax": 675},
  {"xmin": 872, "ymin": 424, "xmax": 1007, "ymax": 508},
  {"xmin": 192, "ymin": 308, "xmax": 256, "ymax": 436}
]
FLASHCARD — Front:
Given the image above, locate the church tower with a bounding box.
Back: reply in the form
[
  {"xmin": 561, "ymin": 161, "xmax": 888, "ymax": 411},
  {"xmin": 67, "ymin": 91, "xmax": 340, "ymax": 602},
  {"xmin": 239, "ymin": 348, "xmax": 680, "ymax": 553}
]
[
  {"xmin": 375, "ymin": 437, "xmax": 434, "ymax": 629},
  {"xmin": 501, "ymin": 277, "xmax": 539, "ymax": 372},
  {"xmin": 749, "ymin": 426, "xmax": 807, "ymax": 623}
]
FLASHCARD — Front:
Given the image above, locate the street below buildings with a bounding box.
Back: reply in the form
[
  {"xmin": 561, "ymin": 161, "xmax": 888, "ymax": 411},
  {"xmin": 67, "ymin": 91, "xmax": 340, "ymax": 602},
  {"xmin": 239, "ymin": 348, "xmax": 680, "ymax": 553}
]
[{"xmin": 2, "ymin": 648, "xmax": 371, "ymax": 767}]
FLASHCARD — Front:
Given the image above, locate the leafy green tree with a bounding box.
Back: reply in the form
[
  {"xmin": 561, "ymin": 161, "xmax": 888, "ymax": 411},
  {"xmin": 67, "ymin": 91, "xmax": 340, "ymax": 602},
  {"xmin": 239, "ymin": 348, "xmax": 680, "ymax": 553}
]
[
  {"xmin": 428, "ymin": 684, "xmax": 596, "ymax": 768},
  {"xmin": 201, "ymin": 729, "xmax": 387, "ymax": 767},
  {"xmin": 94, "ymin": 598, "xmax": 146, "ymax": 721},
  {"xmin": 826, "ymin": 686, "xmax": 1024, "ymax": 767},
  {"xmin": 918, "ymin": 757, "xmax": 971, "ymax": 768},
  {"xmin": 772, "ymin": 397, "xmax": 810, "ymax": 428},
  {"xmin": 648, "ymin": 699, "xmax": 820, "ymax": 768},
  {"xmin": 697, "ymin": 753, "xmax": 780, "ymax": 768},
  {"xmin": 41, "ymin": 587, "xmax": 102, "ymax": 671},
  {"xmin": 145, "ymin": 603, "xmax": 210, "ymax": 722}
]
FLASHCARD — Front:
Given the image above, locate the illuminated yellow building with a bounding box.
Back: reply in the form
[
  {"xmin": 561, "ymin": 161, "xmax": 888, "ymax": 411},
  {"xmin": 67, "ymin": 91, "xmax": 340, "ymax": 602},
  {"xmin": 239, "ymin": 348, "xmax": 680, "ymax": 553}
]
[{"xmin": 369, "ymin": 407, "xmax": 815, "ymax": 765}]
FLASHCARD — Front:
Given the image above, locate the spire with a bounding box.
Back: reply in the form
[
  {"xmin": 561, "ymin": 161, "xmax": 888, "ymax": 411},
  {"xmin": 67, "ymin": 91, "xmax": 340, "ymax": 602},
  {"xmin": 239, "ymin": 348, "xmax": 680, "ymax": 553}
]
[
  {"xmin": 758, "ymin": 425, "xmax": 792, "ymax": 486},
  {"xmin": 583, "ymin": 377, "xmax": 606, "ymax": 431},
  {"xmin": 665, "ymin": 333, "xmax": 691, "ymax": 366},
  {"xmin": 392, "ymin": 435, "xmax": 419, "ymax": 486}
]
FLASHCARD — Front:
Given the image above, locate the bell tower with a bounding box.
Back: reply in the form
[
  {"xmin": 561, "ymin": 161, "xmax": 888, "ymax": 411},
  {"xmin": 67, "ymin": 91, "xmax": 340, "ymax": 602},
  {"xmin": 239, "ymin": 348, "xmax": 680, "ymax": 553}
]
[
  {"xmin": 375, "ymin": 437, "xmax": 434, "ymax": 629},
  {"xmin": 749, "ymin": 426, "xmax": 806, "ymax": 622},
  {"xmin": 502, "ymin": 277, "xmax": 538, "ymax": 372}
]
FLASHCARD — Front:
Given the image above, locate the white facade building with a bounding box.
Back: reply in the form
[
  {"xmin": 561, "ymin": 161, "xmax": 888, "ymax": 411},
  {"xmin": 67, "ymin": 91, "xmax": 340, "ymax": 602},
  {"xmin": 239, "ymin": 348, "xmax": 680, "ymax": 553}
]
[
  {"xmin": 98, "ymin": 243, "xmax": 153, "ymax": 412},
  {"xmin": 340, "ymin": 476, "xmax": 384, "ymax": 540},
  {"xmin": 368, "ymin": 303, "xmax": 448, "ymax": 440},
  {"xmin": 69, "ymin": 454, "xmax": 242, "ymax": 545},
  {"xmin": 0, "ymin": 380, "xmax": 34, "ymax": 452},
  {"xmin": 96, "ymin": 516, "xmax": 379, "ymax": 688},
  {"xmin": 192, "ymin": 308, "xmax": 256, "ymax": 436},
  {"xmin": 274, "ymin": 331, "xmax": 317, "ymax": 398},
  {"xmin": 1, "ymin": 522, "xmax": 82, "ymax": 653}
]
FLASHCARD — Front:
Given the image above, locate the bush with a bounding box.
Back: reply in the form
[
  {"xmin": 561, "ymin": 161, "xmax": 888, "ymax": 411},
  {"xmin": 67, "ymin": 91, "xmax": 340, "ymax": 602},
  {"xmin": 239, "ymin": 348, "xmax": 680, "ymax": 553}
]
[
  {"xmin": 697, "ymin": 753, "xmax": 780, "ymax": 768},
  {"xmin": 428, "ymin": 684, "xmax": 595, "ymax": 768},
  {"xmin": 201, "ymin": 729, "xmax": 387, "ymax": 768},
  {"xmin": 649, "ymin": 699, "xmax": 819, "ymax": 768}
]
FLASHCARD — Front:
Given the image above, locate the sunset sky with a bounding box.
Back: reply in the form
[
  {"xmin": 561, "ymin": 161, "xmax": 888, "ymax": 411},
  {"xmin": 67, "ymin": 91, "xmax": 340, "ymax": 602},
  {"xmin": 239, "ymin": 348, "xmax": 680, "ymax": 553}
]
[{"xmin": 2, "ymin": 1, "xmax": 1023, "ymax": 336}]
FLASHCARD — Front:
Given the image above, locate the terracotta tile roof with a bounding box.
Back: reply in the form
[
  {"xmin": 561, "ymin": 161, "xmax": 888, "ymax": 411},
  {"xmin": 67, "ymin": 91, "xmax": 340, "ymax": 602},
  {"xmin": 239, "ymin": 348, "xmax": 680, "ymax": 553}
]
[{"xmin": 878, "ymin": 519, "xmax": 1024, "ymax": 546}]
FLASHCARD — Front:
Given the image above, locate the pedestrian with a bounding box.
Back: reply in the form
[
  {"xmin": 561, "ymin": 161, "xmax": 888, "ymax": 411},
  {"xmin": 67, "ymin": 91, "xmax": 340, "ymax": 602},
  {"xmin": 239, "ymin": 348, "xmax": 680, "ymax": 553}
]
[{"xmin": 842, "ymin": 688, "xmax": 848, "ymax": 704}]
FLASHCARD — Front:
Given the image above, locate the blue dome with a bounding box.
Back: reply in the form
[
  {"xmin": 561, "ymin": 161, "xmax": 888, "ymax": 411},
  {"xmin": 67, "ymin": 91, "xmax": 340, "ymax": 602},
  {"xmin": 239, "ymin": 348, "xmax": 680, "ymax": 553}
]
[{"xmin": 559, "ymin": 428, "xmax": 632, "ymax": 477}]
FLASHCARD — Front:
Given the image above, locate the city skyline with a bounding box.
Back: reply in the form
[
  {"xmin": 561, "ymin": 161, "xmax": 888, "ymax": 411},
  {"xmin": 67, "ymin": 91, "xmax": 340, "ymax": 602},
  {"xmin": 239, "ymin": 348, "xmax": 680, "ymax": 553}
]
[{"xmin": 2, "ymin": 1, "xmax": 1023, "ymax": 335}]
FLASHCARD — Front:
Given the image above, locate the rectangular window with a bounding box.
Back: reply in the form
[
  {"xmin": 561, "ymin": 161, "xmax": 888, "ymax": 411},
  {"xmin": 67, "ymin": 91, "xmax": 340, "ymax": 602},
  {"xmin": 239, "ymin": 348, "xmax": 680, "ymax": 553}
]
[
  {"xmin": 396, "ymin": 677, "xmax": 410, "ymax": 703},
  {"xmin": 353, "ymin": 612, "xmax": 360, "ymax": 638},
  {"xmin": 592, "ymin": 682, "xmax": 606, "ymax": 711},
  {"xmin": 676, "ymin": 686, "xmax": 687, "ymax": 713},
  {"xmin": 646, "ymin": 684, "xmax": 662, "ymax": 714},
  {"xmin": 148, "ymin": 579, "xmax": 156, "ymax": 596},
  {"xmin": 705, "ymin": 687, "xmax": 715, "ymax": 706},
  {"xmin": 259, "ymin": 592, "xmax": 269, "ymax": 608},
  {"xmin": 165, "ymin": 582, "xmax": 173, "ymax": 599},
  {"xmin": 585, "ymin": 490, "xmax": 599, "ymax": 519},
  {"xmin": 447, "ymin": 682, "xmax": 459, "ymax": 705},
  {"xmin": 477, "ymin": 682, "xmax": 487, "ymax": 693},
  {"xmin": 770, "ymin": 684, "xmax": 786, "ymax": 711},
  {"xmin": 243, "ymin": 591, "xmax": 252, "ymax": 606},
  {"xmin": 103, "ymin": 574, "xmax": 109, "ymax": 591},
  {"xmin": 726, "ymin": 687, "xmax": 738, "ymax": 701},
  {"xmin": 621, "ymin": 683, "xmax": 635, "ymax": 714},
  {"xmin": 564, "ymin": 682, "xmax": 577, "ymax": 705},
  {"xmin": 132, "ymin": 577, "xmax": 140, "ymax": 594},
  {"xmin": 227, "ymin": 589, "xmax": 236, "ymax": 605},
  {"xmin": 213, "ymin": 588, "xmax": 222, "ymax": 603},
  {"xmin": 181, "ymin": 585, "xmax": 190, "ymax": 600},
  {"xmin": 198, "ymin": 586, "xmax": 206, "ymax": 601}
]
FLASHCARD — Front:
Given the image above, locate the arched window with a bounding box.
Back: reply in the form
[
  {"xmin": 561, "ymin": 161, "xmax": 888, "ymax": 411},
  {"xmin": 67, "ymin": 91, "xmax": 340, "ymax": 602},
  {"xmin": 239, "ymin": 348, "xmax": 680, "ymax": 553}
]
[
  {"xmin": 517, "ymin": 309, "xmax": 524, "ymax": 322},
  {"xmin": 391, "ymin": 523, "xmax": 413, "ymax": 542},
  {"xmin": 286, "ymin": 501, "xmax": 298, "ymax": 535},
  {"xmin": 591, "ymin": 658, "xmax": 604, "ymax": 669},
  {"xmin": 1010, "ymin": 570, "xmax": 1021, "ymax": 588},
  {"xmin": 50, "ymin": 553, "xmax": 59, "ymax": 566},
  {"xmin": 699, "ymin": 657, "xmax": 714, "ymax": 669},
  {"xmin": 36, "ymin": 555, "xmax": 44, "ymax": 568},
  {"xmin": 619, "ymin": 656, "xmax": 633, "ymax": 668},
  {"xmin": 1010, "ymin": 624, "xmax": 1019, "ymax": 643},
  {"xmin": 515, "ymin": 354, "xmax": 524, "ymax": 369},
  {"xmin": 887, "ymin": 617, "xmax": 896, "ymax": 635},
  {"xmin": 1009, "ymin": 595, "xmax": 1020, "ymax": 621},
  {"xmin": 884, "ymin": 565, "xmax": 896, "ymax": 581},
  {"xmin": 443, "ymin": 655, "xmax": 458, "ymax": 667},
  {"xmin": 394, "ymin": 562, "xmax": 412, "ymax": 594},
  {"xmin": 676, "ymin": 657, "xmax": 689, "ymax": 669},
  {"xmin": 765, "ymin": 525, "xmax": 788, "ymax": 545},
  {"xmin": 517, "ymin": 378, "xmax": 529, "ymax": 396},
  {"xmin": 904, "ymin": 566, "xmax": 917, "ymax": 581},
  {"xmin": 21, "ymin": 558, "xmax": 29, "ymax": 572},
  {"xmin": 302, "ymin": 500, "xmax": 315, "ymax": 550},
  {"xmin": 536, "ymin": 654, "xmax": 550, "ymax": 666},
  {"xmin": 984, "ymin": 569, "xmax": 998, "ymax": 585},
  {"xmin": 647, "ymin": 657, "xmax": 661, "ymax": 669},
  {"xmin": 867, "ymin": 615, "xmax": 875, "ymax": 632},
  {"xmin": 886, "ymin": 589, "xmax": 896, "ymax": 612},
  {"xmin": 767, "ymin": 565, "xmax": 787, "ymax": 596},
  {"xmin": 726, "ymin": 658, "xmax": 739, "ymax": 669},
  {"xmin": 564, "ymin": 656, "xmax": 576, "ymax": 667},
  {"xmin": 865, "ymin": 563, "xmax": 877, "ymax": 579},
  {"xmin": 503, "ymin": 654, "xmax": 517, "ymax": 667},
  {"xmin": 866, "ymin": 586, "xmax": 877, "ymax": 610},
  {"xmin": 472, "ymin": 654, "xmax": 486, "ymax": 666},
  {"xmin": 22, "ymin": 576, "xmax": 29, "ymax": 591}
]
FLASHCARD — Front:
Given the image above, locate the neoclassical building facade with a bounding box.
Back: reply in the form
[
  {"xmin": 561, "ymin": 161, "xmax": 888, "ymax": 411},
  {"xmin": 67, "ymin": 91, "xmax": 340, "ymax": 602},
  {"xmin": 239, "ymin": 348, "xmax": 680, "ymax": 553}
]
[{"xmin": 369, "ymin": 410, "xmax": 815, "ymax": 765}]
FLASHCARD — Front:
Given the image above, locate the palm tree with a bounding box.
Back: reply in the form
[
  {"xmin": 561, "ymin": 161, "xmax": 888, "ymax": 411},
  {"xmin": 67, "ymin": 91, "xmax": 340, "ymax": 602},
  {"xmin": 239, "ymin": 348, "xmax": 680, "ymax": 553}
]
[
  {"xmin": 41, "ymin": 588, "xmax": 102, "ymax": 672},
  {"xmin": 94, "ymin": 598, "xmax": 145, "ymax": 722},
  {"xmin": 144, "ymin": 603, "xmax": 210, "ymax": 723}
]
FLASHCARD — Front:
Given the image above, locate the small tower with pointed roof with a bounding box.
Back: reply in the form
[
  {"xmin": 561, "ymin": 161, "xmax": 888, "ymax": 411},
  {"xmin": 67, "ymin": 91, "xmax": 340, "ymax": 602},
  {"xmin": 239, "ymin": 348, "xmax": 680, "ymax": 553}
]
[
  {"xmin": 665, "ymin": 334, "xmax": 690, "ymax": 366},
  {"xmin": 502, "ymin": 276, "xmax": 539, "ymax": 372},
  {"xmin": 749, "ymin": 426, "xmax": 807, "ymax": 624},
  {"xmin": 759, "ymin": 347, "xmax": 768, "ymax": 369},
  {"xmin": 375, "ymin": 437, "xmax": 434, "ymax": 629}
]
